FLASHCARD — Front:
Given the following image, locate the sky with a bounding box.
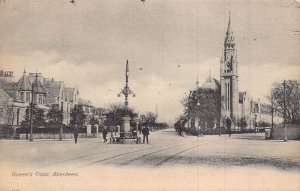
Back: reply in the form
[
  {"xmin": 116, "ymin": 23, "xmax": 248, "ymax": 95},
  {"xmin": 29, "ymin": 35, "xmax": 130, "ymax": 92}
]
[{"xmin": 0, "ymin": 0, "xmax": 299, "ymax": 123}]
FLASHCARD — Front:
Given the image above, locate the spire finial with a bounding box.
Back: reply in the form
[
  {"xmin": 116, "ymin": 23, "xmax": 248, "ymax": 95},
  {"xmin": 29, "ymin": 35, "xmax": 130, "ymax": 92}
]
[
  {"xmin": 196, "ymin": 73, "xmax": 199, "ymax": 88},
  {"xmin": 209, "ymin": 70, "xmax": 211, "ymax": 79}
]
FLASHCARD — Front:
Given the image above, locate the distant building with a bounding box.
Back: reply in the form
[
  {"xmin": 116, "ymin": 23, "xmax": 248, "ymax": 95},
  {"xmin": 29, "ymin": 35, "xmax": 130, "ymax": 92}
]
[{"xmin": 0, "ymin": 70, "xmax": 15, "ymax": 82}]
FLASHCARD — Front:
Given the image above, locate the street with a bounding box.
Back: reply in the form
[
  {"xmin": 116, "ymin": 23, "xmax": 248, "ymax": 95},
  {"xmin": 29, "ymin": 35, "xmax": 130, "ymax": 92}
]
[{"xmin": 1, "ymin": 129, "xmax": 300, "ymax": 191}]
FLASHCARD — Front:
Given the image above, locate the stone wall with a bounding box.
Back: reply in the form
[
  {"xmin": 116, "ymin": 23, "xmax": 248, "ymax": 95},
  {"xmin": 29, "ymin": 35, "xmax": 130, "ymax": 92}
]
[
  {"xmin": 18, "ymin": 133, "xmax": 103, "ymax": 140},
  {"xmin": 271, "ymin": 124, "xmax": 300, "ymax": 140}
]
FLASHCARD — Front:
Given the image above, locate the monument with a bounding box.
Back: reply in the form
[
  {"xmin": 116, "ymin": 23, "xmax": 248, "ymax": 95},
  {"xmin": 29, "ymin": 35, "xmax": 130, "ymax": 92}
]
[{"xmin": 118, "ymin": 60, "xmax": 136, "ymax": 134}]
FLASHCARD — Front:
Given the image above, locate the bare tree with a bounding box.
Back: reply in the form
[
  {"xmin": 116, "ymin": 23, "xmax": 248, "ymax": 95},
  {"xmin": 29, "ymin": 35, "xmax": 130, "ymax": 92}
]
[{"xmin": 268, "ymin": 80, "xmax": 300, "ymax": 124}]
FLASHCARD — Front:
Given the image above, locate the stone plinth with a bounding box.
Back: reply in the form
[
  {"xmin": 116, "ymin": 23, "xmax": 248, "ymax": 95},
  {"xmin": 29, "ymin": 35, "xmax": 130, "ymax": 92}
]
[
  {"xmin": 86, "ymin": 125, "xmax": 92, "ymax": 134},
  {"xmin": 95, "ymin": 124, "xmax": 99, "ymax": 133},
  {"xmin": 121, "ymin": 116, "xmax": 131, "ymax": 132}
]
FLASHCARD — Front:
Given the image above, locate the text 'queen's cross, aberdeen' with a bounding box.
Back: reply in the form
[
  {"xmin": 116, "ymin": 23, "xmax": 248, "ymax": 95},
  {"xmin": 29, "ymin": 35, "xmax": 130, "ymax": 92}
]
[{"xmin": 118, "ymin": 60, "xmax": 135, "ymax": 116}]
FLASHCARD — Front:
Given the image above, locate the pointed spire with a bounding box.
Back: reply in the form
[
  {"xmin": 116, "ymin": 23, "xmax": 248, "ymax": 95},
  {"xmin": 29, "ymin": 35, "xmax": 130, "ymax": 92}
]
[
  {"xmin": 226, "ymin": 12, "xmax": 232, "ymax": 35},
  {"xmin": 32, "ymin": 73, "xmax": 47, "ymax": 95},
  {"xmin": 196, "ymin": 73, "xmax": 199, "ymax": 88},
  {"xmin": 16, "ymin": 70, "xmax": 32, "ymax": 91},
  {"xmin": 225, "ymin": 12, "xmax": 235, "ymax": 45},
  {"xmin": 209, "ymin": 70, "xmax": 211, "ymax": 80}
]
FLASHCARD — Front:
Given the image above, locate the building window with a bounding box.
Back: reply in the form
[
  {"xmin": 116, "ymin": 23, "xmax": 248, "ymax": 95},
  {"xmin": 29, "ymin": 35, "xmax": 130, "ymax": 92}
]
[
  {"xmin": 26, "ymin": 92, "xmax": 30, "ymax": 102},
  {"xmin": 20, "ymin": 92, "xmax": 25, "ymax": 102},
  {"xmin": 17, "ymin": 109, "xmax": 20, "ymax": 125},
  {"xmin": 38, "ymin": 94, "xmax": 43, "ymax": 104}
]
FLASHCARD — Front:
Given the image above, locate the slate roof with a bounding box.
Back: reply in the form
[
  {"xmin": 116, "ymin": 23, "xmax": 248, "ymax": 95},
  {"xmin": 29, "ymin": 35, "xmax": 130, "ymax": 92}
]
[
  {"xmin": 16, "ymin": 72, "xmax": 32, "ymax": 91},
  {"xmin": 43, "ymin": 80, "xmax": 63, "ymax": 97},
  {"xmin": 0, "ymin": 79, "xmax": 17, "ymax": 99},
  {"xmin": 32, "ymin": 77, "xmax": 48, "ymax": 95}
]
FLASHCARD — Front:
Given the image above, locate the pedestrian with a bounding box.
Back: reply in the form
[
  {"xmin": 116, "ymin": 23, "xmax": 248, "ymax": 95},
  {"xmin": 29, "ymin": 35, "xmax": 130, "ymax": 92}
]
[
  {"xmin": 142, "ymin": 126, "xmax": 150, "ymax": 144},
  {"xmin": 138, "ymin": 125, "xmax": 142, "ymax": 134},
  {"xmin": 102, "ymin": 126, "xmax": 108, "ymax": 143},
  {"xmin": 228, "ymin": 126, "xmax": 231, "ymax": 137},
  {"xmin": 73, "ymin": 125, "xmax": 79, "ymax": 144}
]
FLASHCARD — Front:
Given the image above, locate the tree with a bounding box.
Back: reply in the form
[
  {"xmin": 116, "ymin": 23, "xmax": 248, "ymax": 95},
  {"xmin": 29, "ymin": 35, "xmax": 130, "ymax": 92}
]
[
  {"xmin": 238, "ymin": 117, "xmax": 247, "ymax": 129},
  {"xmin": 89, "ymin": 117, "xmax": 99, "ymax": 127},
  {"xmin": 20, "ymin": 107, "xmax": 46, "ymax": 128},
  {"xmin": 104, "ymin": 103, "xmax": 137, "ymax": 127},
  {"xmin": 5, "ymin": 106, "xmax": 16, "ymax": 127},
  {"xmin": 70, "ymin": 106, "xmax": 86, "ymax": 127},
  {"xmin": 32, "ymin": 108, "xmax": 46, "ymax": 127},
  {"xmin": 144, "ymin": 112, "xmax": 157, "ymax": 127},
  {"xmin": 182, "ymin": 88, "xmax": 221, "ymax": 128},
  {"xmin": 268, "ymin": 80, "xmax": 300, "ymax": 124},
  {"xmin": 46, "ymin": 105, "xmax": 62, "ymax": 128}
]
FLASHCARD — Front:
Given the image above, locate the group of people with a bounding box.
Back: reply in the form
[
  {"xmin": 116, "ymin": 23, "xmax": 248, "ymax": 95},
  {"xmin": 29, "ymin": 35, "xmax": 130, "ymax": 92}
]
[{"xmin": 72, "ymin": 125, "xmax": 150, "ymax": 144}]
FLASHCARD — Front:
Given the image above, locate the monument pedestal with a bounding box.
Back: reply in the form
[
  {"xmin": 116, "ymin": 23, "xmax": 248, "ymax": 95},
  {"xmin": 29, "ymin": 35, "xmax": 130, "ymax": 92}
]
[{"xmin": 121, "ymin": 116, "xmax": 131, "ymax": 133}]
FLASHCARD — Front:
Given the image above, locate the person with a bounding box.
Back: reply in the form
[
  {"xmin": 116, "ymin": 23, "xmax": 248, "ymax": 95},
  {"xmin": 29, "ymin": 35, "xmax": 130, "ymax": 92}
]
[
  {"xmin": 138, "ymin": 125, "xmax": 142, "ymax": 134},
  {"xmin": 132, "ymin": 127, "xmax": 137, "ymax": 138},
  {"xmin": 102, "ymin": 127, "xmax": 108, "ymax": 143},
  {"xmin": 73, "ymin": 125, "xmax": 79, "ymax": 144},
  {"xmin": 142, "ymin": 126, "xmax": 150, "ymax": 144},
  {"xmin": 228, "ymin": 126, "xmax": 231, "ymax": 137}
]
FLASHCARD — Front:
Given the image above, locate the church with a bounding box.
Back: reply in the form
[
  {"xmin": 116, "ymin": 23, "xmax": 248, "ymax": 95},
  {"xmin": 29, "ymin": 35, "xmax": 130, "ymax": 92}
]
[{"xmin": 185, "ymin": 14, "xmax": 283, "ymax": 131}]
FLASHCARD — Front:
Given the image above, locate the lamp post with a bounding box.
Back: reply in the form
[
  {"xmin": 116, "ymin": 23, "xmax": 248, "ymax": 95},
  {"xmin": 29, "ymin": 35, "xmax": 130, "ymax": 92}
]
[
  {"xmin": 59, "ymin": 101, "xmax": 63, "ymax": 141},
  {"xmin": 29, "ymin": 80, "xmax": 35, "ymax": 141},
  {"xmin": 283, "ymin": 80, "xmax": 287, "ymax": 142},
  {"xmin": 197, "ymin": 99, "xmax": 200, "ymax": 137}
]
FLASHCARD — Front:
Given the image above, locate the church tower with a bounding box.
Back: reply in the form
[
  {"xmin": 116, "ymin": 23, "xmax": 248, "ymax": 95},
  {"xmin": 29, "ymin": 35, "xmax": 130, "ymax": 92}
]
[{"xmin": 220, "ymin": 13, "xmax": 239, "ymax": 128}]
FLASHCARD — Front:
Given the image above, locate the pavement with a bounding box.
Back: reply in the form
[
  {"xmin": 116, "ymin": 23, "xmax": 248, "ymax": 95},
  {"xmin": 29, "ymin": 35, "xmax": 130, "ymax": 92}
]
[{"xmin": 0, "ymin": 128, "xmax": 299, "ymax": 191}]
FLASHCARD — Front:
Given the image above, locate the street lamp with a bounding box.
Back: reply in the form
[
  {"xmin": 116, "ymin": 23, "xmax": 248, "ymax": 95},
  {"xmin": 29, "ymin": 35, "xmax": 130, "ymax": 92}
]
[
  {"xmin": 196, "ymin": 99, "xmax": 201, "ymax": 137},
  {"xmin": 59, "ymin": 101, "xmax": 63, "ymax": 141},
  {"xmin": 29, "ymin": 77, "xmax": 36, "ymax": 141}
]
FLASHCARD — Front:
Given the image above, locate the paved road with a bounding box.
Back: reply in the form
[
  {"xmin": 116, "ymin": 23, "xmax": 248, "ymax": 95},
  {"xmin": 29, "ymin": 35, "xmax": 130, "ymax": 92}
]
[{"xmin": 1, "ymin": 128, "xmax": 299, "ymax": 191}]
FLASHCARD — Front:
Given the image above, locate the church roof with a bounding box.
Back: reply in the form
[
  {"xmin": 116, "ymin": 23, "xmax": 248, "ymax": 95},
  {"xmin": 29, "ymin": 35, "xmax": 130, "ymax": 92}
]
[{"xmin": 201, "ymin": 75, "xmax": 220, "ymax": 90}]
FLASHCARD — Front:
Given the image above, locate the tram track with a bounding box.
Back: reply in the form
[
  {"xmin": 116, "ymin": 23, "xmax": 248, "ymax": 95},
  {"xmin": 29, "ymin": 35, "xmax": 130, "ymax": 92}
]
[
  {"xmin": 81, "ymin": 140, "xmax": 203, "ymax": 167},
  {"xmin": 84, "ymin": 139, "xmax": 216, "ymax": 167},
  {"xmin": 43, "ymin": 138, "xmax": 199, "ymax": 168},
  {"xmin": 154, "ymin": 140, "xmax": 216, "ymax": 167},
  {"xmin": 119, "ymin": 140, "xmax": 216, "ymax": 166}
]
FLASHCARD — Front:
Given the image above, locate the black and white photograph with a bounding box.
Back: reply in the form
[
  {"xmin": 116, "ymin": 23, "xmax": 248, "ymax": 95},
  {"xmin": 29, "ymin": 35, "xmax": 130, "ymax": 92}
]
[{"xmin": 0, "ymin": 0, "xmax": 299, "ymax": 191}]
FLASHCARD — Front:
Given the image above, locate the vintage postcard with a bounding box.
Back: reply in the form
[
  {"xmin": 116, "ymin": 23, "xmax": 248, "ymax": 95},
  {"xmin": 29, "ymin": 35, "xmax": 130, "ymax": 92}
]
[{"xmin": 0, "ymin": 0, "xmax": 299, "ymax": 191}]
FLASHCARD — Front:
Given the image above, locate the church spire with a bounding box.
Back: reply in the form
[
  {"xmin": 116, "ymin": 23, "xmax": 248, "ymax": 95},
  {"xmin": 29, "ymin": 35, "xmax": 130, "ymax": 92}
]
[{"xmin": 224, "ymin": 12, "xmax": 235, "ymax": 46}]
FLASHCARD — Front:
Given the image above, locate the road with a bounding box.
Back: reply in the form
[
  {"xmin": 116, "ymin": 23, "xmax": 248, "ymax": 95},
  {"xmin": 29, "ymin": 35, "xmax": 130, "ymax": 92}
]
[{"xmin": 0, "ymin": 128, "xmax": 299, "ymax": 191}]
